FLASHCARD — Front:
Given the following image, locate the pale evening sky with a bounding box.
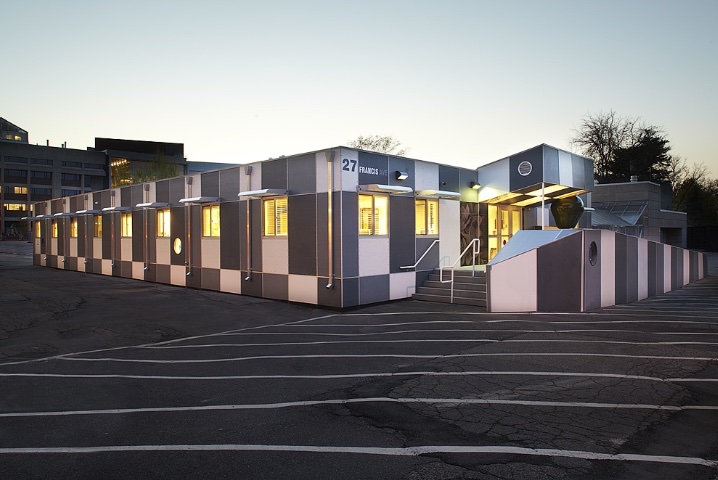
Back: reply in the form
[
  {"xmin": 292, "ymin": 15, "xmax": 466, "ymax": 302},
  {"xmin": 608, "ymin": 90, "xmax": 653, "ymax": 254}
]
[{"xmin": 4, "ymin": 0, "xmax": 717, "ymax": 176}]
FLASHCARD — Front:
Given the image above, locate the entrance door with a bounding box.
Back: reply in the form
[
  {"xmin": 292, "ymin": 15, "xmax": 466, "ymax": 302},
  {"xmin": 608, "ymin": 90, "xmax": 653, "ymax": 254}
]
[{"xmin": 487, "ymin": 205, "xmax": 522, "ymax": 261}]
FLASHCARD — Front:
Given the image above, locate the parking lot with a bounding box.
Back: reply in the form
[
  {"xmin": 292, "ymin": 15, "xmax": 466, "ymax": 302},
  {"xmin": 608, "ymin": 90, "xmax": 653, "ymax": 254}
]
[{"xmin": 1, "ymin": 245, "xmax": 717, "ymax": 479}]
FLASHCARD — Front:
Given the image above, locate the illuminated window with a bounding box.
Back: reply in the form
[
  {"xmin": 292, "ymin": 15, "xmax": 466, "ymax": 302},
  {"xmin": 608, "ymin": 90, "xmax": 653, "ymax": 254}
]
[
  {"xmin": 121, "ymin": 212, "xmax": 132, "ymax": 237},
  {"xmin": 13, "ymin": 186, "xmax": 28, "ymax": 194},
  {"xmin": 70, "ymin": 218, "xmax": 78, "ymax": 238},
  {"xmin": 415, "ymin": 199, "xmax": 439, "ymax": 235},
  {"xmin": 35, "ymin": 221, "xmax": 41, "ymax": 238},
  {"xmin": 5, "ymin": 203, "xmax": 27, "ymax": 211},
  {"xmin": 157, "ymin": 209, "xmax": 171, "ymax": 237},
  {"xmin": 359, "ymin": 194, "xmax": 388, "ymax": 236},
  {"xmin": 93, "ymin": 215, "xmax": 102, "ymax": 237},
  {"xmin": 202, "ymin": 205, "xmax": 220, "ymax": 237},
  {"xmin": 52, "ymin": 221, "xmax": 58, "ymax": 238},
  {"xmin": 263, "ymin": 197, "xmax": 288, "ymax": 236}
]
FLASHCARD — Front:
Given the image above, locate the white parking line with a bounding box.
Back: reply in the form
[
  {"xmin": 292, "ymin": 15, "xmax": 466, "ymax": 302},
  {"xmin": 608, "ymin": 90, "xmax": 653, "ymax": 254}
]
[
  {"xmin": 0, "ymin": 444, "xmax": 714, "ymax": 467},
  {"xmin": 0, "ymin": 370, "xmax": 715, "ymax": 382},
  {"xmin": 213, "ymin": 329, "xmax": 718, "ymax": 337},
  {"xmin": 59, "ymin": 352, "xmax": 718, "ymax": 364},
  {"xmin": 2, "ymin": 397, "xmax": 717, "ymax": 418}
]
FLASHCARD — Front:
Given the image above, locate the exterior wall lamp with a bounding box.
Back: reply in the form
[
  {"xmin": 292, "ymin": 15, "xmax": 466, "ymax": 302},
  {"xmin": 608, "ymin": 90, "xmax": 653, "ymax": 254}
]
[
  {"xmin": 395, "ymin": 171, "xmax": 409, "ymax": 180},
  {"xmin": 470, "ymin": 181, "xmax": 481, "ymax": 190}
]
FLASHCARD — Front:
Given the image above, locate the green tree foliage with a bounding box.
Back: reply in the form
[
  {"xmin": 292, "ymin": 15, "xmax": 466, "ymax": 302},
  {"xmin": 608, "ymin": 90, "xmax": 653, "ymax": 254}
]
[
  {"xmin": 672, "ymin": 163, "xmax": 718, "ymax": 226},
  {"xmin": 348, "ymin": 135, "xmax": 407, "ymax": 156},
  {"xmin": 110, "ymin": 151, "xmax": 181, "ymax": 188},
  {"xmin": 571, "ymin": 111, "xmax": 672, "ymax": 183}
]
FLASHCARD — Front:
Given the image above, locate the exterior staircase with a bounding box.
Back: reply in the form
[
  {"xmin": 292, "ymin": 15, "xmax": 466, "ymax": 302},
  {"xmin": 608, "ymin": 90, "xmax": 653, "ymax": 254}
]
[{"xmin": 413, "ymin": 269, "xmax": 487, "ymax": 307}]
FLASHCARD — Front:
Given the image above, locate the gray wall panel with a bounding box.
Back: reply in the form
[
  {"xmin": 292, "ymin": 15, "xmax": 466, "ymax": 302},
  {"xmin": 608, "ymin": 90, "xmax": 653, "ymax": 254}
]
[
  {"xmin": 317, "ymin": 277, "xmax": 342, "ymax": 308},
  {"xmin": 648, "ymin": 241, "xmax": 658, "ymax": 297},
  {"xmin": 219, "ymin": 167, "xmax": 241, "ymax": 199},
  {"xmin": 390, "ymin": 195, "xmax": 415, "ymax": 273},
  {"xmin": 170, "ymin": 206, "xmax": 185, "ymax": 266},
  {"xmin": 341, "ymin": 191, "xmax": 359, "ymax": 278},
  {"xmin": 250, "ymin": 199, "xmax": 262, "ymax": 271},
  {"xmin": 169, "ymin": 177, "xmax": 185, "ymax": 203},
  {"xmin": 241, "ymin": 272, "xmax": 262, "ymax": 297},
  {"xmin": 671, "ymin": 247, "xmax": 679, "ymax": 290},
  {"xmin": 201, "ymin": 171, "xmax": 220, "ymax": 198},
  {"xmin": 77, "ymin": 216, "xmax": 86, "ymax": 258},
  {"xmin": 187, "ymin": 205, "xmax": 202, "ymax": 286},
  {"xmin": 342, "ymin": 277, "xmax": 360, "ymax": 308},
  {"xmin": 132, "ymin": 210, "xmax": 144, "ymax": 262},
  {"xmin": 359, "ymin": 274, "xmax": 390, "ymax": 305},
  {"xmin": 120, "ymin": 260, "xmax": 132, "ymax": 278},
  {"xmin": 263, "ymin": 273, "xmax": 288, "ymax": 300},
  {"xmin": 238, "ymin": 200, "xmax": 248, "ymax": 270},
  {"xmin": 155, "ymin": 264, "xmax": 170, "ymax": 284},
  {"xmin": 416, "ymin": 237, "xmax": 440, "ymax": 272},
  {"xmin": 537, "ymin": 233, "xmax": 582, "ymax": 312},
  {"xmin": 120, "ymin": 187, "xmax": 132, "ymax": 207},
  {"xmin": 626, "ymin": 235, "xmax": 638, "ymax": 303},
  {"xmin": 438, "ymin": 165, "xmax": 460, "ymax": 193},
  {"xmin": 144, "ymin": 263, "xmax": 156, "ymax": 283},
  {"xmin": 542, "ymin": 145, "xmax": 560, "ymax": 185},
  {"xmin": 583, "ymin": 230, "xmax": 602, "ymax": 311},
  {"xmin": 287, "ymin": 154, "xmax": 316, "ymax": 194},
  {"xmin": 220, "ymin": 201, "xmax": 241, "ymax": 270},
  {"xmin": 262, "ymin": 158, "xmax": 288, "ymax": 190},
  {"xmin": 288, "ymin": 194, "xmax": 317, "ymax": 275},
  {"xmin": 155, "ymin": 180, "xmax": 169, "ymax": 203},
  {"xmin": 65, "ymin": 257, "xmax": 77, "ymax": 271},
  {"xmin": 148, "ymin": 208, "xmax": 157, "ymax": 263},
  {"xmin": 459, "ymin": 168, "xmax": 480, "ymax": 202},
  {"xmin": 186, "ymin": 265, "xmax": 202, "ymax": 289},
  {"xmin": 201, "ymin": 268, "xmax": 220, "ymax": 291},
  {"xmin": 509, "ymin": 146, "xmax": 543, "ymax": 191},
  {"xmin": 315, "ymin": 192, "xmax": 342, "ymax": 278},
  {"xmin": 131, "ymin": 185, "xmax": 144, "ymax": 206}
]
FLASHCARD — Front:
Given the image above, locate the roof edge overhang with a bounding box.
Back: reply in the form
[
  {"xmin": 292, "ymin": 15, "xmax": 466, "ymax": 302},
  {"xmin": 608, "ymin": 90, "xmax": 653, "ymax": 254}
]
[
  {"xmin": 357, "ymin": 184, "xmax": 413, "ymax": 194},
  {"xmin": 416, "ymin": 189, "xmax": 461, "ymax": 200},
  {"xmin": 237, "ymin": 189, "xmax": 287, "ymax": 198}
]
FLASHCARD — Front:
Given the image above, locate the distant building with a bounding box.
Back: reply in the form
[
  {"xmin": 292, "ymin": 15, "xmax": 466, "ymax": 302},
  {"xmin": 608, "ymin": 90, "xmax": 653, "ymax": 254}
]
[
  {"xmin": 591, "ymin": 180, "xmax": 686, "ymax": 247},
  {"xmin": 92, "ymin": 138, "xmax": 187, "ymax": 188},
  {"xmin": 0, "ymin": 119, "xmax": 107, "ymax": 237}
]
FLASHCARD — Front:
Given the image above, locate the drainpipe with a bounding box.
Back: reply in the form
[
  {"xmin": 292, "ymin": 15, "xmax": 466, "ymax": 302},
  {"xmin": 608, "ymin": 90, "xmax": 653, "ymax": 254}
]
[
  {"xmin": 244, "ymin": 166, "xmax": 253, "ymax": 281},
  {"xmin": 326, "ymin": 150, "xmax": 335, "ymax": 289},
  {"xmin": 186, "ymin": 177, "xmax": 192, "ymax": 276}
]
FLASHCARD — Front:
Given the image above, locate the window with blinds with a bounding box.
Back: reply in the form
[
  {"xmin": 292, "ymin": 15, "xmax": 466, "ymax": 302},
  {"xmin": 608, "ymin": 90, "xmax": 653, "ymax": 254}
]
[
  {"xmin": 359, "ymin": 194, "xmax": 388, "ymax": 236},
  {"xmin": 202, "ymin": 205, "xmax": 220, "ymax": 237},
  {"xmin": 263, "ymin": 197, "xmax": 288, "ymax": 236},
  {"xmin": 157, "ymin": 209, "xmax": 171, "ymax": 237},
  {"xmin": 121, "ymin": 213, "xmax": 132, "ymax": 238},
  {"xmin": 415, "ymin": 199, "xmax": 439, "ymax": 235}
]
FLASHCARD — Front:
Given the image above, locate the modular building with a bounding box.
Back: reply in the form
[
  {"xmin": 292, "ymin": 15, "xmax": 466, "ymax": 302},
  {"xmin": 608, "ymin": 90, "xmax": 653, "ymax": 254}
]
[{"xmin": 29, "ymin": 144, "xmax": 708, "ymax": 311}]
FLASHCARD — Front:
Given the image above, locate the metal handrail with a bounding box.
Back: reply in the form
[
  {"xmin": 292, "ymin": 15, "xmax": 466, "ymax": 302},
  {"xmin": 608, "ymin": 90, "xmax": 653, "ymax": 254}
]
[
  {"xmin": 400, "ymin": 239, "xmax": 440, "ymax": 270},
  {"xmin": 439, "ymin": 239, "xmax": 481, "ymax": 303}
]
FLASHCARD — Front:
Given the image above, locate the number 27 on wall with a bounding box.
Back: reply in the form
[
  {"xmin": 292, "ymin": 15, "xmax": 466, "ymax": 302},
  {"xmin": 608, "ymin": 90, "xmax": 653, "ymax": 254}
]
[{"xmin": 342, "ymin": 159, "xmax": 357, "ymax": 172}]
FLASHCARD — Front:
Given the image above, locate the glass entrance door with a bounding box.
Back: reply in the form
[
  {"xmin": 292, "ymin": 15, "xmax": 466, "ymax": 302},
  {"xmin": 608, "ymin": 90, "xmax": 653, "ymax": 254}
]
[{"xmin": 487, "ymin": 205, "xmax": 522, "ymax": 261}]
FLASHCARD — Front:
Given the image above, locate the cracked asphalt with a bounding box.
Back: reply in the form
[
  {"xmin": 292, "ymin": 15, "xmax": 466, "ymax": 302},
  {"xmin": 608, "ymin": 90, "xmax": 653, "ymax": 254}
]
[{"xmin": 1, "ymin": 242, "xmax": 718, "ymax": 480}]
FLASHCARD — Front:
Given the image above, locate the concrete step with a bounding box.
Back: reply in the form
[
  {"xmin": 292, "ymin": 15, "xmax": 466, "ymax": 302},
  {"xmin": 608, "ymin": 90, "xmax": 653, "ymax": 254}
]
[
  {"xmin": 422, "ymin": 280, "xmax": 486, "ymax": 292},
  {"xmin": 416, "ymin": 286, "xmax": 486, "ymax": 297},
  {"xmin": 412, "ymin": 293, "xmax": 487, "ymax": 307}
]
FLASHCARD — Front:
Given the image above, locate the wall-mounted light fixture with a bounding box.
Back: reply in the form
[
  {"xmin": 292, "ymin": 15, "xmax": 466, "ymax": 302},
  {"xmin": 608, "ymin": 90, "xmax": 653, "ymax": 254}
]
[
  {"xmin": 395, "ymin": 171, "xmax": 409, "ymax": 180},
  {"xmin": 470, "ymin": 181, "xmax": 481, "ymax": 190}
]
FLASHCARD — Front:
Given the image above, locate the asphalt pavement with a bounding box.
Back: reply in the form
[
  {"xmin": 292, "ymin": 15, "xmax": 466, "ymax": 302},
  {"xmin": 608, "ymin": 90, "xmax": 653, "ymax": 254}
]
[{"xmin": 1, "ymin": 242, "xmax": 718, "ymax": 479}]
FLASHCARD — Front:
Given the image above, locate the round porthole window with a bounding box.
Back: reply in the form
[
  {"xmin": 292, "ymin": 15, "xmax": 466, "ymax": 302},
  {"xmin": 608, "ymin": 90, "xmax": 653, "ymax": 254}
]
[
  {"xmin": 518, "ymin": 161, "xmax": 532, "ymax": 176},
  {"xmin": 588, "ymin": 241, "xmax": 598, "ymax": 266},
  {"xmin": 173, "ymin": 238, "xmax": 182, "ymax": 255}
]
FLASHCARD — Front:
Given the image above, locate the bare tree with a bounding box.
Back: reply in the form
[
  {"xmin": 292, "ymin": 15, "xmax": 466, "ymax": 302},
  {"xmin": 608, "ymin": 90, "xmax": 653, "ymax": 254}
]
[
  {"xmin": 348, "ymin": 135, "xmax": 407, "ymax": 156},
  {"xmin": 570, "ymin": 110, "xmax": 639, "ymax": 182}
]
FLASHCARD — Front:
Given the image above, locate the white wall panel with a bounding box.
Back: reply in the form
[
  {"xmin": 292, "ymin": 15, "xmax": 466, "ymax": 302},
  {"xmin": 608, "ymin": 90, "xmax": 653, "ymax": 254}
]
[
  {"xmin": 102, "ymin": 259, "xmax": 112, "ymax": 275},
  {"xmin": 262, "ymin": 237, "xmax": 289, "ymax": 274},
  {"xmin": 558, "ymin": 150, "xmax": 573, "ymax": 186},
  {"xmin": 339, "ymin": 148, "xmax": 359, "ymax": 192},
  {"xmin": 358, "ymin": 237, "xmax": 390, "ymax": 276},
  {"xmin": 414, "ymin": 161, "xmax": 439, "ymax": 191},
  {"xmin": 201, "ymin": 238, "xmax": 221, "ymax": 269},
  {"xmin": 92, "ymin": 238, "xmax": 102, "ymax": 259},
  {"xmin": 170, "ymin": 265, "xmax": 186, "ymax": 287},
  {"xmin": 664, "ymin": 246, "xmax": 672, "ymax": 292},
  {"xmin": 70, "ymin": 238, "xmax": 78, "ymax": 257},
  {"xmin": 600, "ymin": 229, "xmax": 616, "ymax": 307},
  {"xmin": 683, "ymin": 250, "xmax": 690, "ymax": 286},
  {"xmin": 390, "ymin": 271, "xmax": 416, "ymax": 300},
  {"xmin": 156, "ymin": 239, "xmax": 170, "ymax": 265},
  {"xmin": 288, "ymin": 274, "xmax": 318, "ymax": 304},
  {"xmin": 132, "ymin": 261, "xmax": 144, "ymax": 280},
  {"xmin": 121, "ymin": 238, "xmax": 132, "ymax": 261},
  {"xmin": 220, "ymin": 269, "xmax": 242, "ymax": 294},
  {"xmin": 488, "ymin": 250, "xmax": 537, "ymax": 312},
  {"xmin": 637, "ymin": 238, "xmax": 648, "ymax": 301},
  {"xmin": 57, "ymin": 256, "xmax": 65, "ymax": 269},
  {"xmin": 438, "ymin": 199, "xmax": 460, "ymax": 267},
  {"xmin": 478, "ymin": 158, "xmax": 511, "ymax": 202}
]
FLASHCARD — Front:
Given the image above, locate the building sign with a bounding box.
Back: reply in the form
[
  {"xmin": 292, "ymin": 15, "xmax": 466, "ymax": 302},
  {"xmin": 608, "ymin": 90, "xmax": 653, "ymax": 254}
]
[{"xmin": 357, "ymin": 152, "xmax": 389, "ymax": 185}]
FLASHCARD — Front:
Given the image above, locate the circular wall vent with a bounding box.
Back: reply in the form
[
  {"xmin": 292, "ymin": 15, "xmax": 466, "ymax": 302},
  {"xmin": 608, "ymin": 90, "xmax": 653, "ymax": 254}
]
[{"xmin": 518, "ymin": 161, "xmax": 532, "ymax": 176}]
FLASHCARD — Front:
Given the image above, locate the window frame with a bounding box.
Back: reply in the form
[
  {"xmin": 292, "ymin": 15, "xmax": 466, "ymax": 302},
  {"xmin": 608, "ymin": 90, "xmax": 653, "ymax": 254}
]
[
  {"xmin": 415, "ymin": 198, "xmax": 439, "ymax": 236},
  {"xmin": 263, "ymin": 197, "xmax": 288, "ymax": 237},
  {"xmin": 157, "ymin": 209, "xmax": 171, "ymax": 238},
  {"xmin": 70, "ymin": 218, "xmax": 78, "ymax": 238},
  {"xmin": 358, "ymin": 193, "xmax": 389, "ymax": 236},
  {"xmin": 121, "ymin": 212, "xmax": 132, "ymax": 238},
  {"xmin": 52, "ymin": 221, "xmax": 58, "ymax": 238},
  {"xmin": 202, "ymin": 204, "xmax": 220, "ymax": 237},
  {"xmin": 93, "ymin": 215, "xmax": 102, "ymax": 237}
]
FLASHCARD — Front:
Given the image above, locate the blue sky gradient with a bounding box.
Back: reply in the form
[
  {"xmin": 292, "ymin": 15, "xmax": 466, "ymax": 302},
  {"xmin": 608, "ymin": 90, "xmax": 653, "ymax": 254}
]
[{"xmin": 5, "ymin": 0, "xmax": 717, "ymax": 175}]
